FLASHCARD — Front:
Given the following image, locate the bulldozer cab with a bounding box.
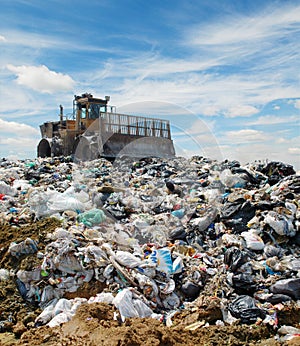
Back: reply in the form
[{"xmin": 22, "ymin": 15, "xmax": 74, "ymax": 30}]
[{"xmin": 73, "ymin": 93, "xmax": 115, "ymax": 131}]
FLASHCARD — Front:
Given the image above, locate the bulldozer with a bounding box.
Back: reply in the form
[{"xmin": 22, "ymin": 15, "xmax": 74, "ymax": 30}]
[{"xmin": 37, "ymin": 93, "xmax": 175, "ymax": 161}]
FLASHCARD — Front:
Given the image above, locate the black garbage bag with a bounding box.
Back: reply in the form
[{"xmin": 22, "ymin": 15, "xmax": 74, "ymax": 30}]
[
  {"xmin": 228, "ymin": 295, "xmax": 266, "ymax": 324},
  {"xmin": 181, "ymin": 280, "xmax": 201, "ymax": 300},
  {"xmin": 224, "ymin": 247, "xmax": 249, "ymax": 272},
  {"xmin": 105, "ymin": 205, "xmax": 127, "ymax": 220},
  {"xmin": 16, "ymin": 278, "xmax": 38, "ymax": 306},
  {"xmin": 16, "ymin": 278, "xmax": 28, "ymax": 300},
  {"xmin": 221, "ymin": 201, "xmax": 256, "ymax": 233},
  {"xmin": 185, "ymin": 229, "xmax": 204, "ymax": 248},
  {"xmin": 168, "ymin": 227, "xmax": 187, "ymax": 241},
  {"xmin": 264, "ymin": 294, "xmax": 292, "ymax": 304},
  {"xmin": 292, "ymin": 233, "xmax": 300, "ymax": 246},
  {"xmin": 221, "ymin": 202, "xmax": 242, "ymax": 219},
  {"xmin": 270, "ymin": 278, "xmax": 300, "ymax": 300},
  {"xmin": 232, "ymin": 273, "xmax": 256, "ymax": 294},
  {"xmin": 263, "ymin": 245, "xmax": 284, "ymax": 258},
  {"xmin": 257, "ymin": 161, "xmax": 296, "ymax": 185}
]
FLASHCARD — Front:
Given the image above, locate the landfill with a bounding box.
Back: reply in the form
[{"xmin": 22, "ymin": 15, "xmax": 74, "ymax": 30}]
[{"xmin": 0, "ymin": 155, "xmax": 299, "ymax": 346}]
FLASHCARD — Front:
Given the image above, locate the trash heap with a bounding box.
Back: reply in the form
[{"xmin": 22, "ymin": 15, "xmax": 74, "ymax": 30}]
[{"xmin": 0, "ymin": 156, "xmax": 299, "ymax": 342}]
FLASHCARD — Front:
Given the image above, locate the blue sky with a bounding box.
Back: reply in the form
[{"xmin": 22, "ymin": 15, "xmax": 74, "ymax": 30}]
[{"xmin": 0, "ymin": 0, "xmax": 299, "ymax": 170}]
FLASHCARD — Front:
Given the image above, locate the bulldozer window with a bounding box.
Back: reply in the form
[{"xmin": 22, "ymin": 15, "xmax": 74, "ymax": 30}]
[
  {"xmin": 81, "ymin": 108, "xmax": 87, "ymax": 119},
  {"xmin": 90, "ymin": 104, "xmax": 99, "ymax": 119},
  {"xmin": 90, "ymin": 104, "xmax": 107, "ymax": 119}
]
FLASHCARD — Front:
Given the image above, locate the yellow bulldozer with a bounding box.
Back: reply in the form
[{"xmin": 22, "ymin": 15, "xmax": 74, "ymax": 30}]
[{"xmin": 37, "ymin": 93, "xmax": 175, "ymax": 161}]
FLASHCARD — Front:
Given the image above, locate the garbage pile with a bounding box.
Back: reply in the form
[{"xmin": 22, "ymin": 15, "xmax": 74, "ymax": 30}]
[{"xmin": 0, "ymin": 156, "xmax": 299, "ymax": 342}]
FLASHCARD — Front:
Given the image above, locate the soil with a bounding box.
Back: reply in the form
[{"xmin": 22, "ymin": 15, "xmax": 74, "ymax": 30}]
[{"xmin": 0, "ymin": 219, "xmax": 299, "ymax": 346}]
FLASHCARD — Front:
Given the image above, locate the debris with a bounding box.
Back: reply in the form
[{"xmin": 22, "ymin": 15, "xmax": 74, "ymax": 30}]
[{"xmin": 0, "ymin": 156, "xmax": 299, "ymax": 345}]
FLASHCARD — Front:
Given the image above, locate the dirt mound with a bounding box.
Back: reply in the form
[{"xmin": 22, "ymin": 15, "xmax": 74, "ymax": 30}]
[{"xmin": 7, "ymin": 302, "xmax": 290, "ymax": 346}]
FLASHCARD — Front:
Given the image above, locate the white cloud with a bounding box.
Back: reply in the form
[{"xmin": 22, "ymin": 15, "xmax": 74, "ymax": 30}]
[
  {"xmin": 226, "ymin": 105, "xmax": 259, "ymax": 118},
  {"xmin": 0, "ymin": 137, "xmax": 38, "ymax": 147},
  {"xmin": 101, "ymin": 55, "xmax": 299, "ymax": 118},
  {"xmin": 218, "ymin": 132, "xmax": 300, "ymax": 170},
  {"xmin": 188, "ymin": 4, "xmax": 300, "ymax": 46},
  {"xmin": 0, "ymin": 118, "xmax": 39, "ymax": 136},
  {"xmin": 276, "ymin": 137, "xmax": 287, "ymax": 144},
  {"xmin": 219, "ymin": 142, "xmax": 298, "ymax": 169},
  {"xmin": 118, "ymin": 101, "xmax": 189, "ymax": 117},
  {"xmin": 202, "ymin": 105, "xmax": 221, "ymax": 116},
  {"xmin": 288, "ymin": 147, "xmax": 300, "ymax": 154},
  {"xmin": 0, "ymin": 29, "xmax": 116, "ymax": 53},
  {"xmin": 6, "ymin": 64, "xmax": 75, "ymax": 94},
  {"xmin": 224, "ymin": 129, "xmax": 266, "ymax": 144},
  {"xmin": 183, "ymin": 119, "xmax": 215, "ymax": 135},
  {"xmin": 0, "ymin": 35, "xmax": 6, "ymax": 42},
  {"xmin": 273, "ymin": 105, "xmax": 280, "ymax": 110},
  {"xmin": 294, "ymin": 99, "xmax": 300, "ymax": 109},
  {"xmin": 246, "ymin": 115, "xmax": 299, "ymax": 126}
]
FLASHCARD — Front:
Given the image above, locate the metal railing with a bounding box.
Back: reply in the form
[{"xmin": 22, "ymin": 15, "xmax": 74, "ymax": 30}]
[{"xmin": 100, "ymin": 112, "xmax": 171, "ymax": 139}]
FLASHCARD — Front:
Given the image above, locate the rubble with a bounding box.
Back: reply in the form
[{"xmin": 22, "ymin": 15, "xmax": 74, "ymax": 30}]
[{"xmin": 0, "ymin": 156, "xmax": 299, "ymax": 345}]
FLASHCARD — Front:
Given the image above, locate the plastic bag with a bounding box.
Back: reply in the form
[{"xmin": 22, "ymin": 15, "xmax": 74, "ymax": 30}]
[
  {"xmin": 28, "ymin": 188, "xmax": 87, "ymax": 218},
  {"xmin": 220, "ymin": 169, "xmax": 247, "ymax": 188},
  {"xmin": 27, "ymin": 189, "xmax": 51, "ymax": 218},
  {"xmin": 181, "ymin": 280, "xmax": 201, "ymax": 300},
  {"xmin": 35, "ymin": 299, "xmax": 58, "ymax": 326},
  {"xmin": 12, "ymin": 179, "xmax": 31, "ymax": 192},
  {"xmin": 52, "ymin": 298, "xmax": 72, "ymax": 316},
  {"xmin": 224, "ymin": 247, "xmax": 249, "ymax": 272},
  {"xmin": 54, "ymin": 254, "xmax": 83, "ymax": 274},
  {"xmin": 263, "ymin": 294, "xmax": 292, "ymax": 304},
  {"xmin": 228, "ymin": 295, "xmax": 266, "ymax": 324},
  {"xmin": 263, "ymin": 245, "xmax": 284, "ymax": 258},
  {"xmin": 171, "ymin": 209, "xmax": 185, "ymax": 219},
  {"xmin": 47, "ymin": 312, "xmax": 71, "ymax": 328},
  {"xmin": 0, "ymin": 269, "xmax": 10, "ymax": 281},
  {"xmin": 133, "ymin": 299, "xmax": 153, "ymax": 318},
  {"xmin": 112, "ymin": 289, "xmax": 140, "ymax": 320},
  {"xmin": 162, "ymin": 292, "xmax": 180, "ymax": 309},
  {"xmin": 189, "ymin": 207, "xmax": 218, "ymax": 233},
  {"xmin": 168, "ymin": 227, "xmax": 186, "ymax": 241},
  {"xmin": 264, "ymin": 211, "xmax": 296, "ymax": 237},
  {"xmin": 77, "ymin": 209, "xmax": 106, "ymax": 227},
  {"xmin": 232, "ymin": 273, "xmax": 256, "ymax": 293},
  {"xmin": 16, "ymin": 269, "xmax": 41, "ymax": 284},
  {"xmin": 221, "ymin": 233, "xmax": 243, "ymax": 247},
  {"xmin": 8, "ymin": 238, "xmax": 38, "ymax": 258},
  {"xmin": 114, "ymin": 251, "xmax": 142, "ymax": 268},
  {"xmin": 270, "ymin": 278, "xmax": 300, "ymax": 300},
  {"xmin": 49, "ymin": 195, "xmax": 85, "ymax": 213},
  {"xmin": 172, "ymin": 256, "xmax": 184, "ymax": 274},
  {"xmin": 241, "ymin": 231, "xmax": 264, "ymax": 251},
  {"xmin": 88, "ymin": 292, "xmax": 114, "ymax": 305},
  {"xmin": 0, "ymin": 181, "xmax": 17, "ymax": 196},
  {"xmin": 278, "ymin": 325, "xmax": 300, "ymax": 335}
]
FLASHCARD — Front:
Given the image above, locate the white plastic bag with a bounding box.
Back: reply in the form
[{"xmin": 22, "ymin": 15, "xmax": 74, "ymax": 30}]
[
  {"xmin": 241, "ymin": 231, "xmax": 265, "ymax": 251},
  {"xmin": 47, "ymin": 312, "xmax": 71, "ymax": 328},
  {"xmin": 220, "ymin": 169, "xmax": 246, "ymax": 188},
  {"xmin": 0, "ymin": 269, "xmax": 10, "ymax": 281},
  {"xmin": 9, "ymin": 238, "xmax": 38, "ymax": 258},
  {"xmin": 264, "ymin": 211, "xmax": 296, "ymax": 237},
  {"xmin": 113, "ymin": 289, "xmax": 139, "ymax": 320},
  {"xmin": 35, "ymin": 299, "xmax": 58, "ymax": 326},
  {"xmin": 0, "ymin": 181, "xmax": 17, "ymax": 196},
  {"xmin": 88, "ymin": 292, "xmax": 114, "ymax": 305},
  {"xmin": 114, "ymin": 251, "xmax": 142, "ymax": 268},
  {"xmin": 133, "ymin": 299, "xmax": 153, "ymax": 318}
]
